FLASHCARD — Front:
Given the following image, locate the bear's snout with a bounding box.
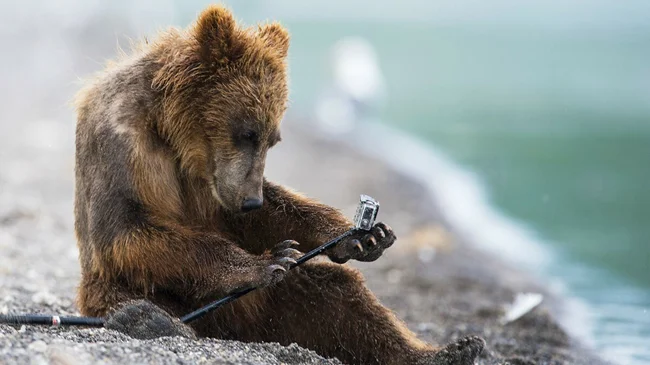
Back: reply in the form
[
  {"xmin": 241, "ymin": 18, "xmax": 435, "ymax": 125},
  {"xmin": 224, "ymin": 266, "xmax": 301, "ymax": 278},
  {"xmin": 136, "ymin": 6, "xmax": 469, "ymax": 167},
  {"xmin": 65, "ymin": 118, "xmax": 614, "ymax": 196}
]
[{"xmin": 241, "ymin": 197, "xmax": 263, "ymax": 212}]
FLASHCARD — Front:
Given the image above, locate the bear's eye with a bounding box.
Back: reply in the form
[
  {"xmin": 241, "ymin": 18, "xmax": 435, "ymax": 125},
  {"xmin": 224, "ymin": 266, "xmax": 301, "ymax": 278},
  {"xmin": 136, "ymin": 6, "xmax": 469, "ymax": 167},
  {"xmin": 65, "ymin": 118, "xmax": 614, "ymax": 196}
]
[
  {"xmin": 243, "ymin": 130, "xmax": 258, "ymax": 143},
  {"xmin": 236, "ymin": 130, "xmax": 259, "ymax": 147}
]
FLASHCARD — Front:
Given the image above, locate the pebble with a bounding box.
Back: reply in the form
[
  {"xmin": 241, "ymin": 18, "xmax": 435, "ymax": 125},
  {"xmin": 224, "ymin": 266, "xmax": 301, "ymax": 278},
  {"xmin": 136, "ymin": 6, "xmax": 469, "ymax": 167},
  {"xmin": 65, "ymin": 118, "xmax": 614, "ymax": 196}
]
[
  {"xmin": 31, "ymin": 291, "xmax": 58, "ymax": 306},
  {"xmin": 28, "ymin": 340, "xmax": 48, "ymax": 353},
  {"xmin": 47, "ymin": 346, "xmax": 84, "ymax": 365}
]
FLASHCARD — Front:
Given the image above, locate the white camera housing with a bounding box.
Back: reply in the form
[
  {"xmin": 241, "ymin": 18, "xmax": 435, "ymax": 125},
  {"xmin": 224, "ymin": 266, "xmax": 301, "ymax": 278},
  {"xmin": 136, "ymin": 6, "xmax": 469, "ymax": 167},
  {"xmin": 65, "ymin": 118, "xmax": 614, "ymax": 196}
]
[{"xmin": 353, "ymin": 195, "xmax": 380, "ymax": 231}]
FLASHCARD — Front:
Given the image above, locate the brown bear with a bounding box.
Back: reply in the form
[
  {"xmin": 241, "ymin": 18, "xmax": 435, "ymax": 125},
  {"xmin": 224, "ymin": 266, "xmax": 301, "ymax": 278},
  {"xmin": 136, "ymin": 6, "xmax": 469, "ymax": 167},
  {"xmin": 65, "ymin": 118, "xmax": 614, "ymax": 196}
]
[{"xmin": 73, "ymin": 5, "xmax": 484, "ymax": 365}]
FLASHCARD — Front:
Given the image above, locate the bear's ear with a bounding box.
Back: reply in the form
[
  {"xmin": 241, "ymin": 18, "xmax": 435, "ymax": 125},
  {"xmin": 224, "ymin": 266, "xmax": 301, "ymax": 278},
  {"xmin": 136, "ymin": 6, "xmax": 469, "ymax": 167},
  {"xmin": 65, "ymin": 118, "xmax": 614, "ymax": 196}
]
[
  {"xmin": 258, "ymin": 23, "xmax": 290, "ymax": 58},
  {"xmin": 193, "ymin": 5, "xmax": 243, "ymax": 65}
]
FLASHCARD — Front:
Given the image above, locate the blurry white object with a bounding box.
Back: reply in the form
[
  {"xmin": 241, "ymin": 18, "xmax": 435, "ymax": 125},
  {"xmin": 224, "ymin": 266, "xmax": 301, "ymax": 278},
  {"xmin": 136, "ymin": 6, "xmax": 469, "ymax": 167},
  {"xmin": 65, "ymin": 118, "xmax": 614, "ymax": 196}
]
[
  {"xmin": 501, "ymin": 292, "xmax": 544, "ymax": 324},
  {"xmin": 417, "ymin": 246, "xmax": 437, "ymax": 263},
  {"xmin": 315, "ymin": 36, "xmax": 386, "ymax": 135},
  {"xmin": 331, "ymin": 37, "xmax": 386, "ymax": 103},
  {"xmin": 315, "ymin": 97, "xmax": 356, "ymax": 134}
]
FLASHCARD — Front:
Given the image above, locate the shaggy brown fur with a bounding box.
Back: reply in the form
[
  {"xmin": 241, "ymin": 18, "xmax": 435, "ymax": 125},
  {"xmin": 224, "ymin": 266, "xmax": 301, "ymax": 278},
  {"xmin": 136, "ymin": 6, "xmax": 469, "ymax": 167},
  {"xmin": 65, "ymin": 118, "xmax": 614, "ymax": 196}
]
[{"xmin": 73, "ymin": 5, "xmax": 483, "ymax": 365}]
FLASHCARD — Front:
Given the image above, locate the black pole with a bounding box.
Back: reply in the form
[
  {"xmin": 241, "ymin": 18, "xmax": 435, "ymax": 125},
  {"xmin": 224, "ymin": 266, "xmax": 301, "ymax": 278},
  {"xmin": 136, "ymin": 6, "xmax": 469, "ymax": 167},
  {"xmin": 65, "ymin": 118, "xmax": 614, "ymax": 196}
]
[
  {"xmin": 180, "ymin": 229, "xmax": 357, "ymax": 324},
  {"xmin": 0, "ymin": 314, "xmax": 104, "ymax": 327}
]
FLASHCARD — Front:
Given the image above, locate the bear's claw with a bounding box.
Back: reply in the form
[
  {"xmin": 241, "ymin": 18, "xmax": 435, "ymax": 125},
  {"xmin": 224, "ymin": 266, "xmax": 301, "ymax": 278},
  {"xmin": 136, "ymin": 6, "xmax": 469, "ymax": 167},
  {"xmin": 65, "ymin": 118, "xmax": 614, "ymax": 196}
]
[
  {"xmin": 330, "ymin": 222, "xmax": 397, "ymax": 263},
  {"xmin": 259, "ymin": 240, "xmax": 303, "ymax": 286}
]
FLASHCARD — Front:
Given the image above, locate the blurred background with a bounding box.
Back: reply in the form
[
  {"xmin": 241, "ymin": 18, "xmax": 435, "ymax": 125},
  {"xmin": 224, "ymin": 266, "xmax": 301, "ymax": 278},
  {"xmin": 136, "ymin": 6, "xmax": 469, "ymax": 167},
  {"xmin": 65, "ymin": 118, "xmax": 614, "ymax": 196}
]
[{"xmin": 0, "ymin": 0, "xmax": 648, "ymax": 364}]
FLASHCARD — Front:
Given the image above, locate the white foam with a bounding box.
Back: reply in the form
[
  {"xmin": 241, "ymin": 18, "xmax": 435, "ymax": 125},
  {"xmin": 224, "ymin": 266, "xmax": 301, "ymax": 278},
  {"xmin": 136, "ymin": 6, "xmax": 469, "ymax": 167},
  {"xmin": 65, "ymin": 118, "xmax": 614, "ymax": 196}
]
[{"xmin": 501, "ymin": 292, "xmax": 544, "ymax": 324}]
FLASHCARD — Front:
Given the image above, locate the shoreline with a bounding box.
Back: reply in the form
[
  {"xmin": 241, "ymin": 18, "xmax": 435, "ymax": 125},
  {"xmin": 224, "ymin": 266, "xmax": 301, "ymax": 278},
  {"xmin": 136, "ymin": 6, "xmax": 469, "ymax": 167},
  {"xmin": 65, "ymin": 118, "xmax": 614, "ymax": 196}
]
[
  {"xmin": 318, "ymin": 114, "xmax": 650, "ymax": 364},
  {"xmin": 304, "ymin": 116, "xmax": 598, "ymax": 342},
  {"xmin": 0, "ymin": 113, "xmax": 610, "ymax": 364}
]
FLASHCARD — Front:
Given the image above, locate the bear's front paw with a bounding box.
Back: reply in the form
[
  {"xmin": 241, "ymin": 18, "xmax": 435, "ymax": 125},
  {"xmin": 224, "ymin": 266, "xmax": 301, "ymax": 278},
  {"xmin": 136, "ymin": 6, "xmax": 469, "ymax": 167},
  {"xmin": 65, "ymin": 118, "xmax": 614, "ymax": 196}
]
[
  {"xmin": 105, "ymin": 299, "xmax": 196, "ymax": 340},
  {"xmin": 329, "ymin": 222, "xmax": 397, "ymax": 263},
  {"xmin": 257, "ymin": 240, "xmax": 302, "ymax": 287}
]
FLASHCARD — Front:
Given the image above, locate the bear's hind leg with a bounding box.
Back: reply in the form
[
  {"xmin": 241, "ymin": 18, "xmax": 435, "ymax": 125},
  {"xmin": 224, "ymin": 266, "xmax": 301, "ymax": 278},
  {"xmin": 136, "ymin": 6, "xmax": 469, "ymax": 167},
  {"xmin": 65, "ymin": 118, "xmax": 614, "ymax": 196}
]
[{"xmin": 201, "ymin": 261, "xmax": 483, "ymax": 365}]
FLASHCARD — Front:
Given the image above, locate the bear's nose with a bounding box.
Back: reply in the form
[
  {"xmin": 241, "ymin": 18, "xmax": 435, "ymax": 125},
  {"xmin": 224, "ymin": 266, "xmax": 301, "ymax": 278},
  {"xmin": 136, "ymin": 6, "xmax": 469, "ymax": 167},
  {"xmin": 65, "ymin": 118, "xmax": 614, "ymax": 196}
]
[{"xmin": 241, "ymin": 197, "xmax": 263, "ymax": 212}]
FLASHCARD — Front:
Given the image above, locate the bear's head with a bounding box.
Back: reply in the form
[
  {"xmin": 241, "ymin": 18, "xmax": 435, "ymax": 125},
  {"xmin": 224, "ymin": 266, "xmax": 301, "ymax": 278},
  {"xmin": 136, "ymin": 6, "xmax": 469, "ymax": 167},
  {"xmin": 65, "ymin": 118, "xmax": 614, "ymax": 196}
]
[{"xmin": 152, "ymin": 5, "xmax": 289, "ymax": 213}]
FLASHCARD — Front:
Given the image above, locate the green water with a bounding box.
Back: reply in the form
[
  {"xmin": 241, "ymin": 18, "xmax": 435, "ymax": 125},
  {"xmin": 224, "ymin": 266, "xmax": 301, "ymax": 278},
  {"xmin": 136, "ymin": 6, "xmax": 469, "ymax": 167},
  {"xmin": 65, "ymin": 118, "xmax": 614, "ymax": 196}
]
[{"xmin": 284, "ymin": 22, "xmax": 650, "ymax": 290}]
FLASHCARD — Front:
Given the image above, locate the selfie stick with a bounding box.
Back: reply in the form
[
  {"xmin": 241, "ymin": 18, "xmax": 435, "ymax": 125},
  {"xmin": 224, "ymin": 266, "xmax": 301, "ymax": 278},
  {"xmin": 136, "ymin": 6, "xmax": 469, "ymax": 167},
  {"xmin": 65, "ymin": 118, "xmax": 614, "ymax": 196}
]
[{"xmin": 0, "ymin": 195, "xmax": 379, "ymax": 328}]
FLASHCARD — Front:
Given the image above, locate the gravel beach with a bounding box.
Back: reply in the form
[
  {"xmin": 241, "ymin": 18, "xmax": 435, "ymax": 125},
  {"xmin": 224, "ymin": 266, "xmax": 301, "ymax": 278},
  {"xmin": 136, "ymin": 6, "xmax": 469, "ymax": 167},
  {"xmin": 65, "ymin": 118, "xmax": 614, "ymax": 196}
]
[{"xmin": 0, "ymin": 111, "xmax": 609, "ymax": 364}]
